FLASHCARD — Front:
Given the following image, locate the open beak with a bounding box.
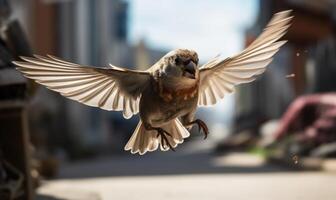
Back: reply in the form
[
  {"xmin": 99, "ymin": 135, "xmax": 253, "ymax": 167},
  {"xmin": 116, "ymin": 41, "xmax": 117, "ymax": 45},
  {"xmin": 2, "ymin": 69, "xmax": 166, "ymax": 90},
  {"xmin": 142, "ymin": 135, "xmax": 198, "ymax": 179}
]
[{"xmin": 183, "ymin": 61, "xmax": 196, "ymax": 79}]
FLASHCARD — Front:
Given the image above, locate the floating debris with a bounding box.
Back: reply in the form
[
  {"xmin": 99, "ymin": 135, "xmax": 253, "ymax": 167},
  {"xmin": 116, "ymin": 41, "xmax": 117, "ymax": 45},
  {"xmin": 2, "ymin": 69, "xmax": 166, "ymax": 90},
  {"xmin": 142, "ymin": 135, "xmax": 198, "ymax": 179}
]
[
  {"xmin": 286, "ymin": 74, "xmax": 295, "ymax": 78},
  {"xmin": 292, "ymin": 155, "xmax": 299, "ymax": 164},
  {"xmin": 296, "ymin": 53, "xmax": 300, "ymax": 57}
]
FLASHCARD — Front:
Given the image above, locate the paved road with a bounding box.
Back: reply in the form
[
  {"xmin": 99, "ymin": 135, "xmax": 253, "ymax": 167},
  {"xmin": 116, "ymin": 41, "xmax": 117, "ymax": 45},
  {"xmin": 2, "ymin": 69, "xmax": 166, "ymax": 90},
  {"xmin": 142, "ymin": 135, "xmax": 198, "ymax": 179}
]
[
  {"xmin": 37, "ymin": 142, "xmax": 336, "ymax": 200},
  {"xmin": 38, "ymin": 172, "xmax": 336, "ymax": 200}
]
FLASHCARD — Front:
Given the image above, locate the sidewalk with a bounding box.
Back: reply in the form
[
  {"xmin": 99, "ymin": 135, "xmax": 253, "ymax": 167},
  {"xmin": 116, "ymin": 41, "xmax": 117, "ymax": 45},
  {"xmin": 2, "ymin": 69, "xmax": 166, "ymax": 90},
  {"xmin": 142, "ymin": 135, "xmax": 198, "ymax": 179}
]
[
  {"xmin": 36, "ymin": 142, "xmax": 336, "ymax": 200},
  {"xmin": 38, "ymin": 172, "xmax": 336, "ymax": 200}
]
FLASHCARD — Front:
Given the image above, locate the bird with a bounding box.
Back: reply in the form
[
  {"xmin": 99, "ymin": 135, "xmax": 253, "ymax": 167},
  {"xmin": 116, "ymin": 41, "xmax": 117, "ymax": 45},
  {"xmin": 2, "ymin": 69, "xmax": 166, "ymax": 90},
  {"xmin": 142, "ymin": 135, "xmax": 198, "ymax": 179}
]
[{"xmin": 13, "ymin": 10, "xmax": 293, "ymax": 155}]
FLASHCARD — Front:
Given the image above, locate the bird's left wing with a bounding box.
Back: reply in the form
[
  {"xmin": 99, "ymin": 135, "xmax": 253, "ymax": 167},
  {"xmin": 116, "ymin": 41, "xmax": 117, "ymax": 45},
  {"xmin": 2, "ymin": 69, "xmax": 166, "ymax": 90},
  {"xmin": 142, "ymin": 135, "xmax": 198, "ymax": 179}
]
[
  {"xmin": 13, "ymin": 55, "xmax": 151, "ymax": 119},
  {"xmin": 198, "ymin": 10, "xmax": 293, "ymax": 106}
]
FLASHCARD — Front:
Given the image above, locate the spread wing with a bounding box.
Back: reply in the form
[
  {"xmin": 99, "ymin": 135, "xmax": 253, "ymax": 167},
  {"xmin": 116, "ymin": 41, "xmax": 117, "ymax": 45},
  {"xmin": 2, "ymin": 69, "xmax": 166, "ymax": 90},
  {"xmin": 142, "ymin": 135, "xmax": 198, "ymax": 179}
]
[
  {"xmin": 198, "ymin": 10, "xmax": 293, "ymax": 106},
  {"xmin": 13, "ymin": 55, "xmax": 150, "ymax": 119}
]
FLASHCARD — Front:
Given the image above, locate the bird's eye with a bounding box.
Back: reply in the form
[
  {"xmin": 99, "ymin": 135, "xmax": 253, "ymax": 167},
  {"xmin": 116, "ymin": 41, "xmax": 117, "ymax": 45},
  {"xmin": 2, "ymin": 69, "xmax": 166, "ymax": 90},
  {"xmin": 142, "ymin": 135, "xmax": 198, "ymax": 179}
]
[{"xmin": 174, "ymin": 57, "xmax": 182, "ymax": 65}]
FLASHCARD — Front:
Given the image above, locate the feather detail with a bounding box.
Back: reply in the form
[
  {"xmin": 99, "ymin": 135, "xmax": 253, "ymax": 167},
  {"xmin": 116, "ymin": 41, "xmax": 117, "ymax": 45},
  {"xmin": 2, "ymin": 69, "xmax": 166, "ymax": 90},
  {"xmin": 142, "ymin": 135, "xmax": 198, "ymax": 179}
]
[
  {"xmin": 13, "ymin": 55, "xmax": 151, "ymax": 118},
  {"xmin": 198, "ymin": 10, "xmax": 293, "ymax": 107}
]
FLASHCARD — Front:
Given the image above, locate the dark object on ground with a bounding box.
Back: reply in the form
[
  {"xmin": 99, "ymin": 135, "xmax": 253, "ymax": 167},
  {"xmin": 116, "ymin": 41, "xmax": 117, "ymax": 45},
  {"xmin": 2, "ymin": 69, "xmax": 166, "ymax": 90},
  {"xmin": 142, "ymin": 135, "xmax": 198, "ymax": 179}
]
[{"xmin": 0, "ymin": 0, "xmax": 34, "ymax": 199}]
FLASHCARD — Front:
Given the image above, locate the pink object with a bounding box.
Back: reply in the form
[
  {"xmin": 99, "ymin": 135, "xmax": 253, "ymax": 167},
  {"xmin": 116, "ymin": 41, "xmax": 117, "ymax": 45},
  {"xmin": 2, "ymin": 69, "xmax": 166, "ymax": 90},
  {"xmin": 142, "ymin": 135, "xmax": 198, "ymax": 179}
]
[{"xmin": 275, "ymin": 93, "xmax": 336, "ymax": 143}]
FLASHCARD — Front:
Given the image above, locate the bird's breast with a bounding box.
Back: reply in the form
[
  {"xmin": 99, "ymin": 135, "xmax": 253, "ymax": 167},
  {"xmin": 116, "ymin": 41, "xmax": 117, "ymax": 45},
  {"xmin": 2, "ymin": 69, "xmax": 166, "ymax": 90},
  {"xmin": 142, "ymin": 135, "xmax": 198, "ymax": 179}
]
[
  {"xmin": 140, "ymin": 78, "xmax": 199, "ymax": 126},
  {"xmin": 153, "ymin": 77, "xmax": 199, "ymax": 102}
]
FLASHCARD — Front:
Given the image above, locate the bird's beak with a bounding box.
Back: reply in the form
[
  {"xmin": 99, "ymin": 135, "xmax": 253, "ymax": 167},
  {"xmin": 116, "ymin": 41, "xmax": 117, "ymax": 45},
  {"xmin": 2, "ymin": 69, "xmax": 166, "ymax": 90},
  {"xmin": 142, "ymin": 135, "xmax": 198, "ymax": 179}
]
[{"xmin": 183, "ymin": 61, "xmax": 196, "ymax": 79}]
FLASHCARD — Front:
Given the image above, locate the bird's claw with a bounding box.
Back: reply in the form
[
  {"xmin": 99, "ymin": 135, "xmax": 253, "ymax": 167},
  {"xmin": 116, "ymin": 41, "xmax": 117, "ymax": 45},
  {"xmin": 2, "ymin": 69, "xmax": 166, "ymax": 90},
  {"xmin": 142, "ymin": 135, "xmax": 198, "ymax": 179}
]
[
  {"xmin": 189, "ymin": 119, "xmax": 209, "ymax": 139},
  {"xmin": 155, "ymin": 128, "xmax": 175, "ymax": 151}
]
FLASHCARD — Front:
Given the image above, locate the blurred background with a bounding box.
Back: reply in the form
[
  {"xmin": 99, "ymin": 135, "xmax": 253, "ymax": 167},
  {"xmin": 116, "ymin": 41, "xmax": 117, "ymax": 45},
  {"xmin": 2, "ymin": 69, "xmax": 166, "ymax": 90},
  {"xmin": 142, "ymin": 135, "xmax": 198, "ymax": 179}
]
[{"xmin": 1, "ymin": 0, "xmax": 336, "ymax": 199}]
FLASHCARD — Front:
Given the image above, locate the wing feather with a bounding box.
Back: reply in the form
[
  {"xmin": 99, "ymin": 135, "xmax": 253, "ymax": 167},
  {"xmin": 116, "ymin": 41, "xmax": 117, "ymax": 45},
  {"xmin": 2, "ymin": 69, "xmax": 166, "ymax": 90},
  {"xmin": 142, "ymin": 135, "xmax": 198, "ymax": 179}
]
[
  {"xmin": 13, "ymin": 55, "xmax": 150, "ymax": 119},
  {"xmin": 198, "ymin": 10, "xmax": 293, "ymax": 106}
]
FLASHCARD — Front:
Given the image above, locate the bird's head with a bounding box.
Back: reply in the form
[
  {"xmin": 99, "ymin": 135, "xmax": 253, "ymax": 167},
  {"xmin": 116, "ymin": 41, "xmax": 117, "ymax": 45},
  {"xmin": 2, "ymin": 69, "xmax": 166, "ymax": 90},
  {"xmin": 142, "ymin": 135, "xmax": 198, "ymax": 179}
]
[{"xmin": 161, "ymin": 49, "xmax": 199, "ymax": 80}]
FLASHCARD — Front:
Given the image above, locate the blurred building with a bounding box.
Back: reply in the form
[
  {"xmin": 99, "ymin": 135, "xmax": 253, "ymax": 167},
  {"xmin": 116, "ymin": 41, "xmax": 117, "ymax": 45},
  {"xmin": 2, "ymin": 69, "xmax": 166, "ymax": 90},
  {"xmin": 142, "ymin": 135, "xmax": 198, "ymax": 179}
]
[
  {"xmin": 234, "ymin": 0, "xmax": 336, "ymax": 134},
  {"xmin": 9, "ymin": 0, "xmax": 167, "ymax": 158},
  {"xmin": 0, "ymin": 1, "xmax": 35, "ymax": 198}
]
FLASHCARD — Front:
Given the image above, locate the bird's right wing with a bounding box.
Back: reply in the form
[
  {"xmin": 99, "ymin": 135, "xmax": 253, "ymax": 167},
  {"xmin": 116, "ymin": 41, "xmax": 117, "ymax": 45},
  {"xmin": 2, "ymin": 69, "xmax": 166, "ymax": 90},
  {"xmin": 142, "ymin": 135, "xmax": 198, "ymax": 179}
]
[
  {"xmin": 13, "ymin": 55, "xmax": 151, "ymax": 119},
  {"xmin": 198, "ymin": 10, "xmax": 293, "ymax": 106}
]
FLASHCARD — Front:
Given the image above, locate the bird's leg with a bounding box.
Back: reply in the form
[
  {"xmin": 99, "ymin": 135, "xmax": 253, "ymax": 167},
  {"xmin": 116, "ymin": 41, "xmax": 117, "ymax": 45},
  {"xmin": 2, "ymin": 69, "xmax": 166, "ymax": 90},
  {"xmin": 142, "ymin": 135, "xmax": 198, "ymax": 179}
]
[
  {"xmin": 144, "ymin": 123, "xmax": 175, "ymax": 151},
  {"xmin": 185, "ymin": 119, "xmax": 209, "ymax": 139}
]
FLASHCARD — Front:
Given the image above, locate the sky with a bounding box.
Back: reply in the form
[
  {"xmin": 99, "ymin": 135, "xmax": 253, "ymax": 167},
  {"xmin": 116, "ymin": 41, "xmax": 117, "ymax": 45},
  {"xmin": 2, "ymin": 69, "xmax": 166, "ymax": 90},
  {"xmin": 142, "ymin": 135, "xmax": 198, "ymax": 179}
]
[{"xmin": 127, "ymin": 0, "xmax": 259, "ymax": 62}]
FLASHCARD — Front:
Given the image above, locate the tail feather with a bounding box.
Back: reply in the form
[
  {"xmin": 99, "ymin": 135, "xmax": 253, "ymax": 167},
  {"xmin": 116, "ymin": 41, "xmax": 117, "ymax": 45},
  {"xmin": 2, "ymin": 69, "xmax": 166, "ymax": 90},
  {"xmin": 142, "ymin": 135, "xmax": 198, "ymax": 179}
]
[{"xmin": 124, "ymin": 119, "xmax": 190, "ymax": 155}]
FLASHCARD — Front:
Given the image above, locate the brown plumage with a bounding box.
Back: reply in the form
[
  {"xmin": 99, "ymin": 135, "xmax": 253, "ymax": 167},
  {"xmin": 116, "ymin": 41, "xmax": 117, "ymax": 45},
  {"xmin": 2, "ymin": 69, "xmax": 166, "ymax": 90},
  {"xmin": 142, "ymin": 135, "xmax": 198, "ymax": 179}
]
[{"xmin": 13, "ymin": 10, "xmax": 293, "ymax": 155}]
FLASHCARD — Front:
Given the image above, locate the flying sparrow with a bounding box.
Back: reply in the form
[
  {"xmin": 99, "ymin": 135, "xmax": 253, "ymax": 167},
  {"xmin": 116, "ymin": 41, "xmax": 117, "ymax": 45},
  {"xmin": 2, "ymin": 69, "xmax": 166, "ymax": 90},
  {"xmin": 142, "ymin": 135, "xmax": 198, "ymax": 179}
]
[{"xmin": 13, "ymin": 10, "xmax": 293, "ymax": 155}]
